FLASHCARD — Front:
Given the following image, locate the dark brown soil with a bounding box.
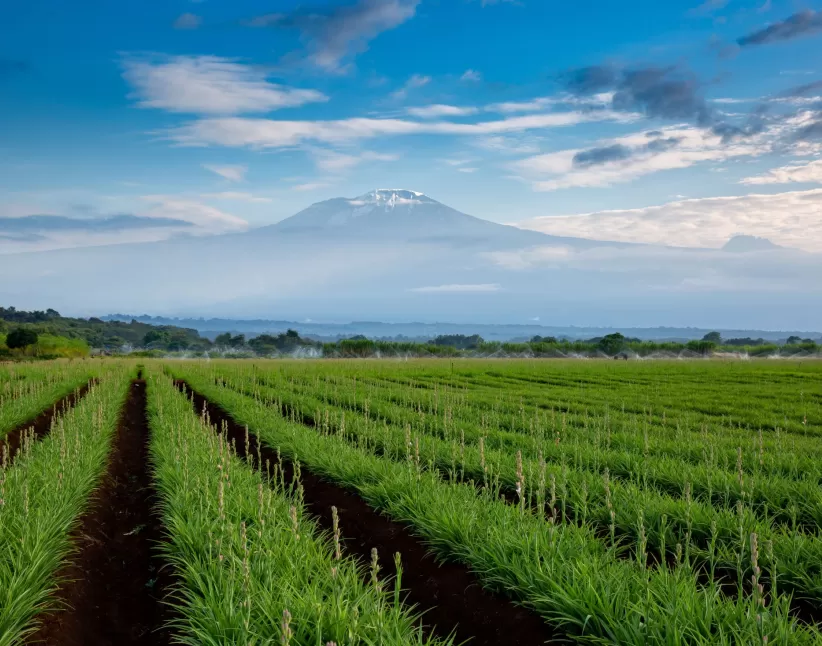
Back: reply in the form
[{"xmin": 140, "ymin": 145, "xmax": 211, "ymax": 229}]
[
  {"xmin": 30, "ymin": 380, "xmax": 173, "ymax": 646},
  {"xmin": 177, "ymin": 380, "xmax": 554, "ymax": 646},
  {"xmin": 0, "ymin": 380, "xmax": 94, "ymax": 466}
]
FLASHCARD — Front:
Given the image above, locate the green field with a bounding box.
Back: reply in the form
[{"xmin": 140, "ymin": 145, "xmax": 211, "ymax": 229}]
[{"xmin": 1, "ymin": 358, "xmax": 821, "ymax": 644}]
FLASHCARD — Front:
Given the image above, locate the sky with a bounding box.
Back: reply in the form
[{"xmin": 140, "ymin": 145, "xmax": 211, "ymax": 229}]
[{"xmin": 2, "ymin": 0, "xmax": 822, "ymax": 253}]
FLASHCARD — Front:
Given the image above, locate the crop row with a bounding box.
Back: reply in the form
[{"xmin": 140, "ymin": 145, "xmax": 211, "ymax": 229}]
[
  {"xmin": 173, "ymin": 365, "xmax": 822, "ymax": 644},
  {"xmin": 0, "ymin": 362, "xmax": 97, "ymax": 442},
  {"xmin": 0, "ymin": 368, "xmax": 128, "ymax": 646},
  {"xmin": 147, "ymin": 372, "xmax": 446, "ymax": 645},
  {"xmin": 194, "ymin": 365, "xmax": 822, "ymax": 616},
  {"xmin": 210, "ymin": 366, "xmax": 822, "ymax": 533}
]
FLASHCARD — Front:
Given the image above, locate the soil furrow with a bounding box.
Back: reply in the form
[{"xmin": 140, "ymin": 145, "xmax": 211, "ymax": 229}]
[
  {"xmin": 0, "ymin": 380, "xmax": 95, "ymax": 466},
  {"xmin": 177, "ymin": 380, "xmax": 554, "ymax": 646},
  {"xmin": 30, "ymin": 379, "xmax": 173, "ymax": 646}
]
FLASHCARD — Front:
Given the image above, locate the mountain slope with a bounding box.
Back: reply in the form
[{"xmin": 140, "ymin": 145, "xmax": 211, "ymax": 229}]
[{"xmin": 258, "ymin": 189, "xmax": 604, "ymax": 248}]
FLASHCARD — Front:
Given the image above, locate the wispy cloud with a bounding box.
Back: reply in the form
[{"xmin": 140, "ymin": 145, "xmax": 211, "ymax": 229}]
[
  {"xmin": 309, "ymin": 149, "xmax": 399, "ymax": 173},
  {"xmin": 122, "ymin": 55, "xmax": 327, "ymax": 114},
  {"xmin": 518, "ymin": 189, "xmax": 822, "ymax": 252},
  {"xmin": 168, "ymin": 109, "xmax": 635, "ymax": 148},
  {"xmin": 410, "ymin": 283, "xmax": 501, "ymax": 293},
  {"xmin": 246, "ymin": 0, "xmax": 419, "ymax": 73},
  {"xmin": 200, "ymin": 192, "xmax": 273, "ymax": 203},
  {"xmin": 486, "ymin": 93, "xmax": 613, "ymax": 114},
  {"xmin": 737, "ymin": 10, "xmax": 822, "ymax": 47},
  {"xmin": 173, "ymin": 13, "xmax": 202, "ymax": 29},
  {"xmin": 460, "ymin": 69, "xmax": 482, "ymax": 82},
  {"xmin": 292, "ymin": 182, "xmax": 334, "ymax": 192},
  {"xmin": 391, "ymin": 73, "xmax": 431, "ymax": 100},
  {"xmin": 406, "ymin": 104, "xmax": 478, "ymax": 118},
  {"xmin": 140, "ymin": 195, "xmax": 248, "ymax": 232},
  {"xmin": 513, "ymin": 126, "xmax": 768, "ymax": 191},
  {"xmin": 203, "ymin": 164, "xmax": 247, "ymax": 182},
  {"xmin": 740, "ymin": 159, "xmax": 822, "ymax": 185}
]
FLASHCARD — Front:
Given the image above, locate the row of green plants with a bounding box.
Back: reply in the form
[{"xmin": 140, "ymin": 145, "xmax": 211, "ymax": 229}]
[
  {"xmin": 353, "ymin": 361, "xmax": 821, "ymax": 439},
  {"xmin": 171, "ymin": 365, "xmax": 822, "ymax": 644},
  {"xmin": 202, "ymin": 365, "xmax": 822, "ymax": 614},
  {"xmin": 146, "ymin": 371, "xmax": 450, "ymax": 646},
  {"xmin": 213, "ymin": 365, "xmax": 822, "ymax": 532},
  {"xmin": 247, "ymin": 365, "xmax": 822, "ymax": 478},
  {"xmin": 0, "ymin": 362, "xmax": 98, "ymax": 440},
  {"xmin": 0, "ymin": 369, "xmax": 129, "ymax": 646}
]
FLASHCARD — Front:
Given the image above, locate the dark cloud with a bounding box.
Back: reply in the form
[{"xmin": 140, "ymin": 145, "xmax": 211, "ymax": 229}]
[
  {"xmin": 614, "ymin": 67, "xmax": 713, "ymax": 125},
  {"xmin": 245, "ymin": 0, "xmax": 419, "ymax": 72},
  {"xmin": 0, "ymin": 214, "xmax": 193, "ymax": 233},
  {"xmin": 573, "ymin": 144, "xmax": 632, "ymax": 167},
  {"xmin": 778, "ymin": 80, "xmax": 822, "ymax": 98},
  {"xmin": 737, "ymin": 10, "xmax": 822, "ymax": 47},
  {"xmin": 573, "ymin": 136, "xmax": 685, "ymax": 168},
  {"xmin": 794, "ymin": 119, "xmax": 822, "ymax": 141},
  {"xmin": 559, "ymin": 65, "xmax": 618, "ymax": 94},
  {"xmin": 561, "ymin": 65, "xmax": 713, "ymax": 126}
]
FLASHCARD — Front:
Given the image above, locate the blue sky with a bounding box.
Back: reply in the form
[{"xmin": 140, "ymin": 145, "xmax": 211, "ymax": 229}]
[{"xmin": 2, "ymin": 0, "xmax": 822, "ymax": 253}]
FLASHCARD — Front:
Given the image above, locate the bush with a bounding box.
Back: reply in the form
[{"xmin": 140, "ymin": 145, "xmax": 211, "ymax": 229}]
[{"xmin": 6, "ymin": 328, "xmax": 38, "ymax": 350}]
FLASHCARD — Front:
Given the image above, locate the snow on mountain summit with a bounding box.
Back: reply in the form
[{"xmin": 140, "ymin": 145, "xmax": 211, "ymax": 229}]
[{"xmin": 349, "ymin": 189, "xmax": 437, "ymax": 209}]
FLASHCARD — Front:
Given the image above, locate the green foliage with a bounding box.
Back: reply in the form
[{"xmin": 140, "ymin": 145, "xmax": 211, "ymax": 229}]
[
  {"xmin": 6, "ymin": 328, "xmax": 38, "ymax": 350},
  {"xmin": 702, "ymin": 331, "xmax": 722, "ymax": 344},
  {"xmin": 170, "ymin": 360, "xmax": 822, "ymax": 645},
  {"xmin": 146, "ymin": 373, "xmax": 450, "ymax": 646},
  {"xmin": 596, "ymin": 332, "xmax": 626, "ymax": 355},
  {"xmin": 0, "ymin": 369, "xmax": 129, "ymax": 645},
  {"xmin": 0, "ymin": 306, "xmax": 208, "ymax": 352},
  {"xmin": 431, "ymin": 334, "xmax": 484, "ymax": 349}
]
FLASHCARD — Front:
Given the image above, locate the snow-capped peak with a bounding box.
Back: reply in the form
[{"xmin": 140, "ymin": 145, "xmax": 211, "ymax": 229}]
[{"xmin": 348, "ymin": 189, "xmax": 436, "ymax": 209}]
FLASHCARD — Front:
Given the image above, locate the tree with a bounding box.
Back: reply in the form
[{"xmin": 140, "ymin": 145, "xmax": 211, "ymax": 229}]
[
  {"xmin": 702, "ymin": 331, "xmax": 722, "ymax": 344},
  {"xmin": 215, "ymin": 332, "xmax": 232, "ymax": 346},
  {"xmin": 229, "ymin": 334, "xmax": 246, "ymax": 348},
  {"xmin": 6, "ymin": 327, "xmax": 38, "ymax": 350},
  {"xmin": 597, "ymin": 333, "xmax": 626, "ymax": 356},
  {"xmin": 786, "ymin": 336, "xmax": 802, "ymax": 345},
  {"xmin": 143, "ymin": 329, "xmax": 170, "ymax": 346}
]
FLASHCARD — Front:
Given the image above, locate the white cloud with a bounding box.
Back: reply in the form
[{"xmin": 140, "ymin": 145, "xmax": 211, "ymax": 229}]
[
  {"xmin": 442, "ymin": 157, "xmax": 478, "ymax": 167},
  {"xmin": 203, "ymin": 164, "xmax": 247, "ymax": 182},
  {"xmin": 461, "ymin": 69, "xmax": 482, "ymax": 82},
  {"xmin": 122, "ymin": 55, "xmax": 327, "ymax": 114},
  {"xmin": 309, "ymin": 149, "xmax": 399, "ymax": 173},
  {"xmin": 513, "ymin": 126, "xmax": 769, "ymax": 191},
  {"xmin": 486, "ymin": 93, "xmax": 614, "ymax": 114},
  {"xmin": 406, "ymin": 104, "xmax": 478, "ymax": 118},
  {"xmin": 292, "ymin": 182, "xmax": 334, "ymax": 192},
  {"xmin": 458, "ymin": 167, "xmax": 478, "ymax": 173},
  {"xmin": 391, "ymin": 73, "xmax": 431, "ymax": 99},
  {"xmin": 200, "ymin": 192, "xmax": 272, "ymax": 203},
  {"xmin": 518, "ymin": 188, "xmax": 822, "ymax": 252},
  {"xmin": 251, "ymin": 0, "xmax": 420, "ymax": 73},
  {"xmin": 169, "ymin": 110, "xmax": 635, "ymax": 148},
  {"xmin": 141, "ymin": 195, "xmax": 249, "ymax": 232},
  {"xmin": 410, "ymin": 283, "xmax": 501, "ymax": 293},
  {"xmin": 173, "ymin": 13, "xmax": 202, "ymax": 29},
  {"xmin": 475, "ymin": 135, "xmax": 540, "ymax": 154},
  {"xmin": 740, "ymin": 158, "xmax": 822, "ymax": 185}
]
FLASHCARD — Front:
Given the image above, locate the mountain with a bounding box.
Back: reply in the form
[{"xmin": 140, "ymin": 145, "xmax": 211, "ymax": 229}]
[
  {"xmin": 258, "ymin": 189, "xmax": 605, "ymax": 249},
  {"xmin": 0, "ymin": 190, "xmax": 819, "ymax": 329},
  {"xmin": 722, "ymin": 235, "xmax": 783, "ymax": 253}
]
